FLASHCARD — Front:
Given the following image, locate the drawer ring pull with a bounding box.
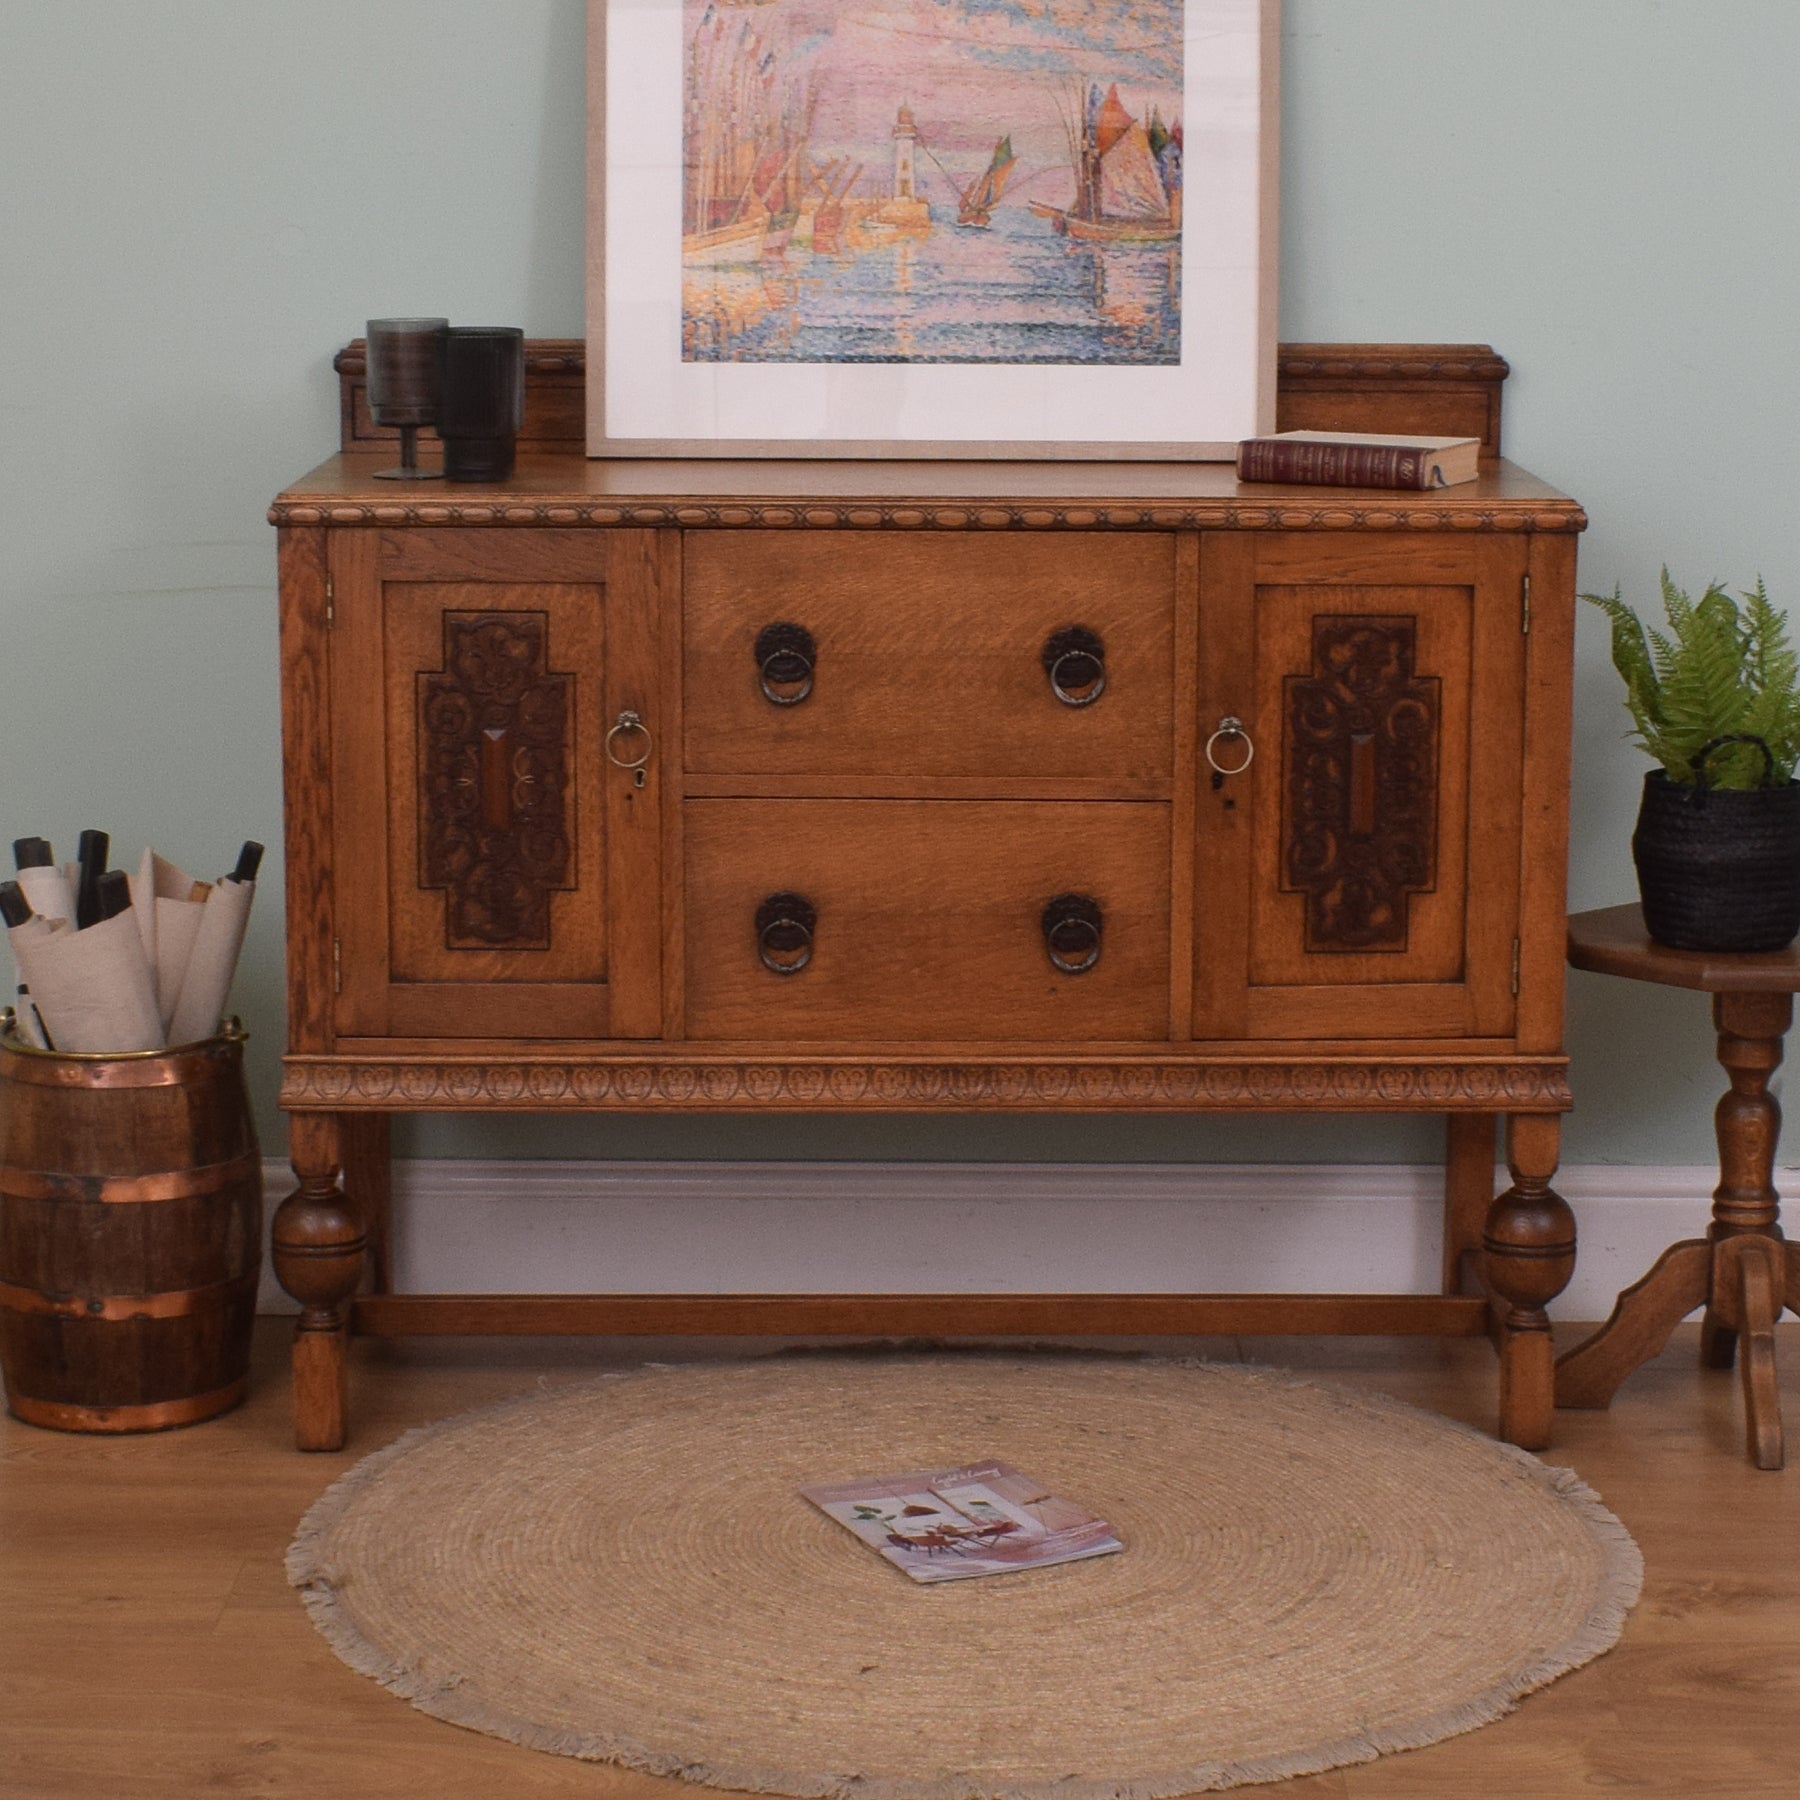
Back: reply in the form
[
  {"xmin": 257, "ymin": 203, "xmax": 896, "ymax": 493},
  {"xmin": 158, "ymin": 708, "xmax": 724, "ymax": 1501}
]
[
  {"xmin": 1042, "ymin": 626, "xmax": 1107, "ymax": 707},
  {"xmin": 756, "ymin": 892, "xmax": 817, "ymax": 975},
  {"xmin": 755, "ymin": 623, "xmax": 815, "ymax": 706},
  {"xmin": 1205, "ymin": 716, "xmax": 1254, "ymax": 776},
  {"xmin": 1042, "ymin": 892, "xmax": 1103, "ymax": 974},
  {"xmin": 605, "ymin": 710, "xmax": 653, "ymax": 772}
]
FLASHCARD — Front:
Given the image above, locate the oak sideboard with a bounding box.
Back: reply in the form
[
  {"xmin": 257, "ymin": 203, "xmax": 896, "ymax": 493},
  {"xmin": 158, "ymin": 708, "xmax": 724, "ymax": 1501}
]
[{"xmin": 269, "ymin": 343, "xmax": 1584, "ymax": 1450}]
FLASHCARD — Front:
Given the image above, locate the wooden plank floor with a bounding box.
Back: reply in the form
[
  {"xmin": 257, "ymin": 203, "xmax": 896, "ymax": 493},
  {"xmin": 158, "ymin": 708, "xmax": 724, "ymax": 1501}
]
[{"xmin": 3, "ymin": 1321, "xmax": 1798, "ymax": 1799}]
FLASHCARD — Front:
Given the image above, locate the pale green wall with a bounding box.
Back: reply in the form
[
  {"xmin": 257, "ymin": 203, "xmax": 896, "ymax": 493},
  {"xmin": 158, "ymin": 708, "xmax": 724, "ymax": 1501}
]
[{"xmin": 3, "ymin": 1, "xmax": 1792, "ymax": 1165}]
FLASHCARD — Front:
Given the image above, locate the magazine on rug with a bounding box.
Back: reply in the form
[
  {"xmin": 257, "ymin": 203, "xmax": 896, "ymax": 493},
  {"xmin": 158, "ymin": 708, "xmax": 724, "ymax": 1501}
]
[{"xmin": 801, "ymin": 1461, "xmax": 1122, "ymax": 1584}]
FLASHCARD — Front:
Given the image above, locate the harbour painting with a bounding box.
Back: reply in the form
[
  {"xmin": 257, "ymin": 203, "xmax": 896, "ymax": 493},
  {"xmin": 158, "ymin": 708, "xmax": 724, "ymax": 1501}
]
[{"xmin": 681, "ymin": 0, "xmax": 1185, "ymax": 365}]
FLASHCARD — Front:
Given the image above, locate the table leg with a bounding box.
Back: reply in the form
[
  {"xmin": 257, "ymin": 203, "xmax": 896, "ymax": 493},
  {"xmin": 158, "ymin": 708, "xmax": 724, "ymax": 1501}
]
[
  {"xmin": 271, "ymin": 1113, "xmax": 367, "ymax": 1451},
  {"xmin": 1701, "ymin": 990, "xmax": 1791, "ymax": 1369},
  {"xmin": 1719, "ymin": 1234, "xmax": 1787, "ymax": 1470},
  {"xmin": 1484, "ymin": 1113, "xmax": 1576, "ymax": 1450}
]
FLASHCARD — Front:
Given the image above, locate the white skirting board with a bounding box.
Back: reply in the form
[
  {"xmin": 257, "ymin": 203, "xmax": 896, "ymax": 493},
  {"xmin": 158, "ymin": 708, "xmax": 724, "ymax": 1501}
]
[{"xmin": 254, "ymin": 1158, "xmax": 1746, "ymax": 1322}]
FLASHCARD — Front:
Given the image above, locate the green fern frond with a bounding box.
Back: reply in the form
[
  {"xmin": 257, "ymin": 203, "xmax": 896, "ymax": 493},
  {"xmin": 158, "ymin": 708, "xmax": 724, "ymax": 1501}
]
[{"xmin": 1582, "ymin": 571, "xmax": 1800, "ymax": 788}]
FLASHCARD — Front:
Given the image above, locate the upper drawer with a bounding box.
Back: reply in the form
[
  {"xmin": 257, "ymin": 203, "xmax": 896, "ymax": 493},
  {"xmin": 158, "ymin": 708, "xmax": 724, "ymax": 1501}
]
[{"xmin": 683, "ymin": 532, "xmax": 1176, "ymax": 783}]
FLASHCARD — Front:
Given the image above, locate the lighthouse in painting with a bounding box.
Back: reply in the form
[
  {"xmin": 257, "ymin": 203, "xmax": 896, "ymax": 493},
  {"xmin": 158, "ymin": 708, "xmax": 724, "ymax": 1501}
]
[
  {"xmin": 892, "ymin": 103, "xmax": 919, "ymax": 201},
  {"xmin": 870, "ymin": 101, "xmax": 931, "ymax": 231}
]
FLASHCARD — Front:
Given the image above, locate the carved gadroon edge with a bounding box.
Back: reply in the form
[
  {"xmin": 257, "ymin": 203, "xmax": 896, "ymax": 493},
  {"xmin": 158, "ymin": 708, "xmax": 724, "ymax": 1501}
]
[
  {"xmin": 270, "ymin": 498, "xmax": 1586, "ymax": 534},
  {"xmin": 282, "ymin": 1056, "xmax": 1571, "ymax": 1112}
]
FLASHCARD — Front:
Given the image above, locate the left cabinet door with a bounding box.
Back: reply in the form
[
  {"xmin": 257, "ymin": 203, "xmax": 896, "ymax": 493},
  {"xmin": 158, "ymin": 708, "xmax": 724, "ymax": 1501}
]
[{"xmin": 329, "ymin": 528, "xmax": 664, "ymax": 1039}]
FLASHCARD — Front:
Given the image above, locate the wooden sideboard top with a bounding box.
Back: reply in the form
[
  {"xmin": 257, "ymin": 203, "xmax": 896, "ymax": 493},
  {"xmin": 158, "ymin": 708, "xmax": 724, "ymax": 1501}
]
[{"xmin": 271, "ymin": 452, "xmax": 1585, "ymax": 534}]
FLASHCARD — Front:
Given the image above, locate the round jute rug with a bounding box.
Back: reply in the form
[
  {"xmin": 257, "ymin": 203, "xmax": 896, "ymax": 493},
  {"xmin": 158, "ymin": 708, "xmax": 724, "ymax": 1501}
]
[{"xmin": 289, "ymin": 1355, "xmax": 1641, "ymax": 1798}]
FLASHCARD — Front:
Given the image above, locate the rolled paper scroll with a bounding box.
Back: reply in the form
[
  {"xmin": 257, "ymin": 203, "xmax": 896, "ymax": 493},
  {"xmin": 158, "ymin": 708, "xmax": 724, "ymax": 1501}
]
[
  {"xmin": 132, "ymin": 851, "xmax": 209, "ymax": 1030},
  {"xmin": 12, "ymin": 988, "xmax": 51, "ymax": 1049},
  {"xmin": 16, "ymin": 863, "xmax": 76, "ymax": 925},
  {"xmin": 128, "ymin": 845, "xmax": 159, "ymax": 967},
  {"xmin": 14, "ymin": 909, "xmax": 163, "ymax": 1053},
  {"xmin": 5, "ymin": 912, "xmax": 56, "ymax": 1047},
  {"xmin": 166, "ymin": 876, "xmax": 254, "ymax": 1048}
]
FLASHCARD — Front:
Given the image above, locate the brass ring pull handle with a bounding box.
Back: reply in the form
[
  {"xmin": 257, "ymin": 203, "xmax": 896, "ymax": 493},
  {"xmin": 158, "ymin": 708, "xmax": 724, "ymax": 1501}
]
[
  {"xmin": 756, "ymin": 892, "xmax": 816, "ymax": 975},
  {"xmin": 1042, "ymin": 892, "xmax": 1103, "ymax": 973},
  {"xmin": 604, "ymin": 709, "xmax": 653, "ymax": 771},
  {"xmin": 1204, "ymin": 716, "xmax": 1254, "ymax": 776},
  {"xmin": 755, "ymin": 622, "xmax": 815, "ymax": 706},
  {"xmin": 1041, "ymin": 626, "xmax": 1107, "ymax": 707}
]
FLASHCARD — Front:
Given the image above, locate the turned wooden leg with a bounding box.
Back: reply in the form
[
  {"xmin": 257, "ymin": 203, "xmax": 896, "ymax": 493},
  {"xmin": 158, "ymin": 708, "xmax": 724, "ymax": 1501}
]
[
  {"xmin": 1443, "ymin": 1113, "xmax": 1497, "ymax": 1295},
  {"xmin": 272, "ymin": 1113, "xmax": 367, "ymax": 1451},
  {"xmin": 1701, "ymin": 991, "xmax": 1791, "ymax": 1370},
  {"xmin": 1484, "ymin": 1113, "xmax": 1576, "ymax": 1450}
]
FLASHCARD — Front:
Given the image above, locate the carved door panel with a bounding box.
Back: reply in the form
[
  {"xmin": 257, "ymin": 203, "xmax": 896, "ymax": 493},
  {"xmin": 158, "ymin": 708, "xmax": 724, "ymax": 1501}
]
[
  {"xmin": 329, "ymin": 529, "xmax": 664, "ymax": 1039},
  {"xmin": 1193, "ymin": 534, "xmax": 1527, "ymax": 1042}
]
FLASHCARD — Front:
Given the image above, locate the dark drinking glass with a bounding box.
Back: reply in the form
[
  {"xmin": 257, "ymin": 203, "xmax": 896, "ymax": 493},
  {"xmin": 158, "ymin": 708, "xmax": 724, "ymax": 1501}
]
[
  {"xmin": 440, "ymin": 327, "xmax": 526, "ymax": 482},
  {"xmin": 366, "ymin": 317, "xmax": 448, "ymax": 480}
]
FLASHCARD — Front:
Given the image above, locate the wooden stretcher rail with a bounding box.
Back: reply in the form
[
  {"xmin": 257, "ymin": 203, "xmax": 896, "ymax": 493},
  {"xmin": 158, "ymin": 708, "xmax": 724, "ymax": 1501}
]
[{"xmin": 350, "ymin": 1292, "xmax": 1494, "ymax": 1339}]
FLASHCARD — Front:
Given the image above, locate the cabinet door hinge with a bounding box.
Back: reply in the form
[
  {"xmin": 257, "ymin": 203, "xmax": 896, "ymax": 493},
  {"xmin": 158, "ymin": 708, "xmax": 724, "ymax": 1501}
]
[
  {"xmin": 1510, "ymin": 938, "xmax": 1521, "ymax": 996},
  {"xmin": 325, "ymin": 573, "xmax": 335, "ymax": 629},
  {"xmin": 1520, "ymin": 573, "xmax": 1531, "ymax": 635},
  {"xmin": 332, "ymin": 937, "xmax": 342, "ymax": 994}
]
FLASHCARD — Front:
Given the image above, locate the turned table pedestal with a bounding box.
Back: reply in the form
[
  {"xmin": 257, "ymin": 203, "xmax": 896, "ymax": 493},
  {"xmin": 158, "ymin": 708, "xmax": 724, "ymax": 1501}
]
[{"xmin": 1559, "ymin": 902, "xmax": 1800, "ymax": 1468}]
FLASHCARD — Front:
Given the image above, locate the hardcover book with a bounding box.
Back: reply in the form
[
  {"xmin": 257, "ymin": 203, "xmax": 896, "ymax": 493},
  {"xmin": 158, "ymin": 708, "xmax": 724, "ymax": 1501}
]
[
  {"xmin": 802, "ymin": 1460, "xmax": 1123, "ymax": 1584},
  {"xmin": 1236, "ymin": 430, "xmax": 1481, "ymax": 490}
]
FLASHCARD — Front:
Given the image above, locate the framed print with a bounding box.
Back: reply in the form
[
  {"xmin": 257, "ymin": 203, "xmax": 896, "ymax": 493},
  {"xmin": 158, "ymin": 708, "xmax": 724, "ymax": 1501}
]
[{"xmin": 587, "ymin": 0, "xmax": 1277, "ymax": 459}]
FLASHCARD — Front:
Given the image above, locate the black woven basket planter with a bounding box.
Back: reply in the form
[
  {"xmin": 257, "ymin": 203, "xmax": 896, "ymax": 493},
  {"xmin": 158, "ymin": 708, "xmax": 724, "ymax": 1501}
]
[{"xmin": 1633, "ymin": 759, "xmax": 1800, "ymax": 952}]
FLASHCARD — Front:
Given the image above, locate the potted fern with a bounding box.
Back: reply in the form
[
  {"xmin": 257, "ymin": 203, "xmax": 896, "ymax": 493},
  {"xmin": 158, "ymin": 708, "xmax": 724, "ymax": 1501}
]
[{"xmin": 1584, "ymin": 570, "xmax": 1800, "ymax": 951}]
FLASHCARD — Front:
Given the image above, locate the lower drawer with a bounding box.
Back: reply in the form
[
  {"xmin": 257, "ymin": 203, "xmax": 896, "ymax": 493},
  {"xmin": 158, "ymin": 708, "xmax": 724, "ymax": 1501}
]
[{"xmin": 684, "ymin": 800, "xmax": 1170, "ymax": 1041}]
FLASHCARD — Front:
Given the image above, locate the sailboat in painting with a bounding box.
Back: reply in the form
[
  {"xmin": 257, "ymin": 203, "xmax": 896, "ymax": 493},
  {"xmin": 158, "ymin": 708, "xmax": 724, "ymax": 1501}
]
[
  {"xmin": 954, "ymin": 136, "xmax": 1018, "ymax": 229},
  {"xmin": 1030, "ymin": 82, "xmax": 1181, "ymax": 245},
  {"xmin": 683, "ymin": 2, "xmax": 816, "ymax": 267}
]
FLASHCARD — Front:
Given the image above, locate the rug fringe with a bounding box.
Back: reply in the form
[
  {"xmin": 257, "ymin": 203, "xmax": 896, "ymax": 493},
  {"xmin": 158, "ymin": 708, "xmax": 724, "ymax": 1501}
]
[{"xmin": 287, "ymin": 1355, "xmax": 1643, "ymax": 1800}]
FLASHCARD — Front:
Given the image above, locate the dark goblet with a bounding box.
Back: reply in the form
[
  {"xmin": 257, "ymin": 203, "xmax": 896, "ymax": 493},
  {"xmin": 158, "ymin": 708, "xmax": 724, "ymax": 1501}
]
[
  {"xmin": 366, "ymin": 317, "xmax": 448, "ymax": 480},
  {"xmin": 440, "ymin": 327, "xmax": 526, "ymax": 482}
]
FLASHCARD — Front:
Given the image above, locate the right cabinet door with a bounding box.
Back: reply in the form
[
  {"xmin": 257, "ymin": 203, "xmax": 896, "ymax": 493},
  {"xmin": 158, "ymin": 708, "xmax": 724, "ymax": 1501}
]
[{"xmin": 1193, "ymin": 532, "xmax": 1527, "ymax": 1042}]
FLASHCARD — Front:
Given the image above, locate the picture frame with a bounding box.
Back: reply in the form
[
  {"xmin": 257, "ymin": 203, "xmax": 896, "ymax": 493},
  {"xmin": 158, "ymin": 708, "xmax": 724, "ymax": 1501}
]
[{"xmin": 586, "ymin": 0, "xmax": 1278, "ymax": 460}]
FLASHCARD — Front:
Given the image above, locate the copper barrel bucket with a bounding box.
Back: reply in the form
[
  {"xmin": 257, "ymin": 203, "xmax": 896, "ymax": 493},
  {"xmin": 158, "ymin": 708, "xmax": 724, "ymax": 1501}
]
[{"xmin": 0, "ymin": 1019, "xmax": 261, "ymax": 1431}]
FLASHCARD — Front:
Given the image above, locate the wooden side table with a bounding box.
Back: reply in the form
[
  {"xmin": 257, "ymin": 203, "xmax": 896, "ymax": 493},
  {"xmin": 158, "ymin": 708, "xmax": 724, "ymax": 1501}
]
[{"xmin": 1559, "ymin": 902, "xmax": 1800, "ymax": 1468}]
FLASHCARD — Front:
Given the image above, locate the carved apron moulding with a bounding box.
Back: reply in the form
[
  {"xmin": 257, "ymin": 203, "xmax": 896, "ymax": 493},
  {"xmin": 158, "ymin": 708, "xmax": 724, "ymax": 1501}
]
[{"xmin": 279, "ymin": 1059, "xmax": 1568, "ymax": 1111}]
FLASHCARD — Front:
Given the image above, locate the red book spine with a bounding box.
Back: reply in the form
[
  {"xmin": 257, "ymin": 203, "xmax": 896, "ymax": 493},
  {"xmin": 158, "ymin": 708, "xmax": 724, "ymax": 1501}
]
[{"xmin": 1236, "ymin": 440, "xmax": 1434, "ymax": 489}]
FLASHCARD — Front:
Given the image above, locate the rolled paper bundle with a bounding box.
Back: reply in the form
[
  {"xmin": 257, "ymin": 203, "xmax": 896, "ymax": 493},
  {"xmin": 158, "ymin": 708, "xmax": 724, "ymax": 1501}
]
[
  {"xmin": 5, "ymin": 914, "xmax": 57, "ymax": 1048},
  {"xmin": 11, "ymin": 988, "xmax": 51, "ymax": 1049},
  {"xmin": 16, "ymin": 863, "xmax": 76, "ymax": 925},
  {"xmin": 13, "ymin": 909, "xmax": 164, "ymax": 1053},
  {"xmin": 133, "ymin": 852, "xmax": 208, "ymax": 1029},
  {"xmin": 128, "ymin": 845, "xmax": 159, "ymax": 967},
  {"xmin": 166, "ymin": 875, "xmax": 254, "ymax": 1048}
]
